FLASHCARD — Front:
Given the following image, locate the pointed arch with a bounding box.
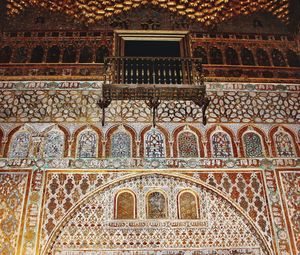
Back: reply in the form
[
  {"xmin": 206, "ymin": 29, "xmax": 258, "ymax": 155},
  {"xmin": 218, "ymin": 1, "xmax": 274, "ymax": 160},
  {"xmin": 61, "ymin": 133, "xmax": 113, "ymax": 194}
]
[
  {"xmin": 206, "ymin": 125, "xmax": 238, "ymax": 158},
  {"xmin": 173, "ymin": 125, "xmax": 204, "ymax": 158},
  {"xmin": 30, "ymin": 45, "xmax": 44, "ymax": 63},
  {"xmin": 0, "ymin": 46, "xmax": 12, "ymax": 63},
  {"xmin": 140, "ymin": 125, "xmax": 170, "ymax": 158},
  {"xmin": 178, "ymin": 189, "xmax": 199, "ymax": 219},
  {"xmin": 225, "ymin": 47, "xmax": 239, "ymax": 65},
  {"xmin": 42, "ymin": 125, "xmax": 70, "ymax": 158},
  {"xmin": 256, "ymin": 48, "xmax": 270, "ymax": 66},
  {"xmin": 72, "ymin": 125, "xmax": 102, "ymax": 158},
  {"xmin": 269, "ymin": 126, "xmax": 299, "ymax": 157},
  {"xmin": 62, "ymin": 45, "xmax": 76, "ymax": 63},
  {"xmin": 46, "ymin": 45, "xmax": 60, "ymax": 63},
  {"xmin": 238, "ymin": 125, "xmax": 269, "ymax": 157},
  {"xmin": 105, "ymin": 124, "xmax": 137, "ymax": 157},
  {"xmin": 193, "ymin": 46, "xmax": 208, "ymax": 64},
  {"xmin": 79, "ymin": 46, "xmax": 93, "ymax": 63},
  {"xmin": 4, "ymin": 125, "xmax": 35, "ymax": 158},
  {"xmin": 209, "ymin": 46, "xmax": 223, "ymax": 64},
  {"xmin": 42, "ymin": 172, "xmax": 273, "ymax": 255},
  {"xmin": 271, "ymin": 49, "xmax": 286, "ymax": 67},
  {"xmin": 114, "ymin": 189, "xmax": 136, "ymax": 219},
  {"xmin": 241, "ymin": 47, "xmax": 255, "ymax": 66}
]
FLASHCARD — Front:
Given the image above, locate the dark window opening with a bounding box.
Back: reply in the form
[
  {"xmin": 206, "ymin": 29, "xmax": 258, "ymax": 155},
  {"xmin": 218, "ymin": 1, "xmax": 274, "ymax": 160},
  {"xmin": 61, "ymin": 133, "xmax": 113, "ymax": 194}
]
[{"xmin": 123, "ymin": 40, "xmax": 182, "ymax": 84}]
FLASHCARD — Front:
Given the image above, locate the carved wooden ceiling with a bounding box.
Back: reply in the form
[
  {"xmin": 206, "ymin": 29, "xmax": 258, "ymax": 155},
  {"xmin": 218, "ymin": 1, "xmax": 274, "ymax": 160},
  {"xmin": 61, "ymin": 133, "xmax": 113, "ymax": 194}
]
[{"xmin": 6, "ymin": 0, "xmax": 290, "ymax": 26}]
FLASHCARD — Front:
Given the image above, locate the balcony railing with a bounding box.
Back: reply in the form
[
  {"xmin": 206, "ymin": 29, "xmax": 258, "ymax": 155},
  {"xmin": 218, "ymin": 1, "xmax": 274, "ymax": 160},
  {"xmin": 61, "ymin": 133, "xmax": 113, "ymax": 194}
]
[
  {"xmin": 104, "ymin": 57, "xmax": 203, "ymax": 87},
  {"xmin": 99, "ymin": 56, "xmax": 210, "ymax": 126}
]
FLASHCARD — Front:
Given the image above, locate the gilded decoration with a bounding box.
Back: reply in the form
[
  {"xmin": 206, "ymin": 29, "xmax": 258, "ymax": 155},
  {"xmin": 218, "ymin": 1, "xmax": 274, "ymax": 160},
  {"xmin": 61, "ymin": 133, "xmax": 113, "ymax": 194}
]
[
  {"xmin": 6, "ymin": 0, "xmax": 290, "ymax": 27},
  {"xmin": 0, "ymin": 172, "xmax": 29, "ymax": 255},
  {"xmin": 279, "ymin": 171, "xmax": 300, "ymax": 254}
]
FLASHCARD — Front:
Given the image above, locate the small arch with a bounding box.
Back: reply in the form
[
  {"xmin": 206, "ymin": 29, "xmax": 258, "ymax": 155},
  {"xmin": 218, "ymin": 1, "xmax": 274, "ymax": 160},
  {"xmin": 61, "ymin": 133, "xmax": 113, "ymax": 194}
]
[
  {"xmin": 79, "ymin": 46, "xmax": 93, "ymax": 63},
  {"xmin": 72, "ymin": 125, "xmax": 102, "ymax": 158},
  {"xmin": 46, "ymin": 45, "xmax": 60, "ymax": 63},
  {"xmin": 269, "ymin": 126, "xmax": 299, "ymax": 157},
  {"xmin": 178, "ymin": 190, "xmax": 199, "ymax": 219},
  {"xmin": 242, "ymin": 132, "xmax": 264, "ymax": 158},
  {"xmin": 173, "ymin": 125, "xmax": 204, "ymax": 158},
  {"xmin": 271, "ymin": 49, "xmax": 286, "ymax": 67},
  {"xmin": 241, "ymin": 48, "xmax": 255, "ymax": 66},
  {"xmin": 0, "ymin": 46, "xmax": 12, "ymax": 63},
  {"xmin": 209, "ymin": 47, "xmax": 223, "ymax": 64},
  {"xmin": 106, "ymin": 125, "xmax": 136, "ymax": 158},
  {"xmin": 286, "ymin": 49, "xmax": 300, "ymax": 67},
  {"xmin": 95, "ymin": 45, "xmax": 109, "ymax": 63},
  {"xmin": 15, "ymin": 47, "xmax": 28, "ymax": 63},
  {"xmin": 225, "ymin": 47, "xmax": 239, "ymax": 65},
  {"xmin": 238, "ymin": 126, "xmax": 269, "ymax": 157},
  {"xmin": 30, "ymin": 45, "xmax": 44, "ymax": 63},
  {"xmin": 146, "ymin": 190, "xmax": 168, "ymax": 219},
  {"xmin": 7, "ymin": 128, "xmax": 32, "ymax": 158},
  {"xmin": 142, "ymin": 127, "xmax": 168, "ymax": 158},
  {"xmin": 42, "ymin": 125, "xmax": 69, "ymax": 158},
  {"xmin": 193, "ymin": 46, "xmax": 208, "ymax": 64},
  {"xmin": 62, "ymin": 45, "xmax": 76, "ymax": 63},
  {"xmin": 114, "ymin": 190, "xmax": 136, "ymax": 219},
  {"xmin": 256, "ymin": 48, "xmax": 270, "ymax": 66},
  {"xmin": 206, "ymin": 126, "xmax": 238, "ymax": 158}
]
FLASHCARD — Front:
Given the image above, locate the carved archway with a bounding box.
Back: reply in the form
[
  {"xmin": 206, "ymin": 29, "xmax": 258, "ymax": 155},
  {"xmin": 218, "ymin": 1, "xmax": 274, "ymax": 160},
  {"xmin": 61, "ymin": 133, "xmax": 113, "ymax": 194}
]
[{"xmin": 41, "ymin": 172, "xmax": 273, "ymax": 255}]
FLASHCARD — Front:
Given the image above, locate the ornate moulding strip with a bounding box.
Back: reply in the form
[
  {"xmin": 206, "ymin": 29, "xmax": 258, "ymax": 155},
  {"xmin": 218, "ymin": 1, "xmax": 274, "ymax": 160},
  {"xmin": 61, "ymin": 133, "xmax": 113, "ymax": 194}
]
[
  {"xmin": 0, "ymin": 81, "xmax": 299, "ymax": 91},
  {"xmin": 0, "ymin": 82, "xmax": 299, "ymax": 123},
  {"xmin": 55, "ymin": 248, "xmax": 262, "ymax": 255},
  {"xmin": 0, "ymin": 157, "xmax": 298, "ymax": 170}
]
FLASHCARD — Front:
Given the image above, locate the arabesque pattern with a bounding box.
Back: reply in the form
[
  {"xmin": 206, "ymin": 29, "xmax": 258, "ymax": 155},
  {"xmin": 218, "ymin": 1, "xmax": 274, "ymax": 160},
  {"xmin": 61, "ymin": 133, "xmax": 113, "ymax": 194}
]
[
  {"xmin": 46, "ymin": 174, "xmax": 271, "ymax": 255},
  {"xmin": 0, "ymin": 172, "xmax": 29, "ymax": 255}
]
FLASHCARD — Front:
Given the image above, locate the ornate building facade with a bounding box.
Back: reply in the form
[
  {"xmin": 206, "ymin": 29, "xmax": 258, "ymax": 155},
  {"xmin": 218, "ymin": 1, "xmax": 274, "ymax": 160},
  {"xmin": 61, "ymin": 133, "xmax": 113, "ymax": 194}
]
[{"xmin": 0, "ymin": 1, "xmax": 299, "ymax": 255}]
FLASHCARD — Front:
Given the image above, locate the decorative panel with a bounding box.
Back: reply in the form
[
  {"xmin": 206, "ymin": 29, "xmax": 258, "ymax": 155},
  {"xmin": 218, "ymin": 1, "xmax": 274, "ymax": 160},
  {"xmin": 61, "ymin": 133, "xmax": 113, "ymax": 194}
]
[
  {"xmin": 145, "ymin": 129, "xmax": 165, "ymax": 158},
  {"xmin": 178, "ymin": 132, "xmax": 199, "ymax": 158},
  {"xmin": 44, "ymin": 174, "xmax": 271, "ymax": 255},
  {"xmin": 43, "ymin": 131, "xmax": 64, "ymax": 158},
  {"xmin": 178, "ymin": 191, "xmax": 198, "ymax": 219},
  {"xmin": 0, "ymin": 171, "xmax": 29, "ymax": 255},
  {"xmin": 9, "ymin": 131, "xmax": 30, "ymax": 158},
  {"xmin": 77, "ymin": 130, "xmax": 98, "ymax": 158},
  {"xmin": 115, "ymin": 191, "xmax": 135, "ymax": 219},
  {"xmin": 111, "ymin": 132, "xmax": 131, "ymax": 158},
  {"xmin": 279, "ymin": 171, "xmax": 300, "ymax": 254},
  {"xmin": 243, "ymin": 132, "xmax": 264, "ymax": 157},
  {"xmin": 211, "ymin": 132, "xmax": 232, "ymax": 158}
]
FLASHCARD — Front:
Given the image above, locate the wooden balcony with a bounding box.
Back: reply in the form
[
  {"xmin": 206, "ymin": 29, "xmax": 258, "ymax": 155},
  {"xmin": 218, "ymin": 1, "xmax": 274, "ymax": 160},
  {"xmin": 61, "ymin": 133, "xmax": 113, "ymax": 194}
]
[{"xmin": 103, "ymin": 57, "xmax": 205, "ymax": 101}]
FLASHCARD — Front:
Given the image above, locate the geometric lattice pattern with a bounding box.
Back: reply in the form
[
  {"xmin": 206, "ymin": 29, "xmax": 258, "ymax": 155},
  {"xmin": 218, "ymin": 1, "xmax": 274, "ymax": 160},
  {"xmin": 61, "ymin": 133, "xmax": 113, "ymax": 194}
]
[
  {"xmin": 0, "ymin": 172, "xmax": 28, "ymax": 255},
  {"xmin": 45, "ymin": 174, "xmax": 271, "ymax": 255},
  {"xmin": 280, "ymin": 171, "xmax": 300, "ymax": 254}
]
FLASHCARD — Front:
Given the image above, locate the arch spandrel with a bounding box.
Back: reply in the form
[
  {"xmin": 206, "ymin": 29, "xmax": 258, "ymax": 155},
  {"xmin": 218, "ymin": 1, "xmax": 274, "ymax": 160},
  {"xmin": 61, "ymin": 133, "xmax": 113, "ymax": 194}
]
[{"xmin": 41, "ymin": 173, "xmax": 273, "ymax": 255}]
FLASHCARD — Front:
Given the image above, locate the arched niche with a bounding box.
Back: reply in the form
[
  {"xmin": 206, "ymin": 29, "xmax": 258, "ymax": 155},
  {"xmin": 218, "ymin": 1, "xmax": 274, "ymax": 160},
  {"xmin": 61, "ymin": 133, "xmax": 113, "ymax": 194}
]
[
  {"xmin": 146, "ymin": 190, "xmax": 168, "ymax": 219},
  {"xmin": 173, "ymin": 125, "xmax": 204, "ymax": 158},
  {"xmin": 206, "ymin": 125, "xmax": 238, "ymax": 158},
  {"xmin": 41, "ymin": 125, "xmax": 70, "ymax": 158},
  {"xmin": 178, "ymin": 190, "xmax": 199, "ymax": 219},
  {"xmin": 72, "ymin": 125, "xmax": 103, "ymax": 158},
  {"xmin": 114, "ymin": 190, "xmax": 136, "ymax": 219},
  {"xmin": 41, "ymin": 173, "xmax": 272, "ymax": 255},
  {"xmin": 105, "ymin": 124, "xmax": 137, "ymax": 158},
  {"xmin": 4, "ymin": 125, "xmax": 35, "ymax": 158},
  {"xmin": 269, "ymin": 126, "xmax": 298, "ymax": 157},
  {"xmin": 140, "ymin": 125, "xmax": 170, "ymax": 158},
  {"xmin": 238, "ymin": 125, "xmax": 269, "ymax": 158}
]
